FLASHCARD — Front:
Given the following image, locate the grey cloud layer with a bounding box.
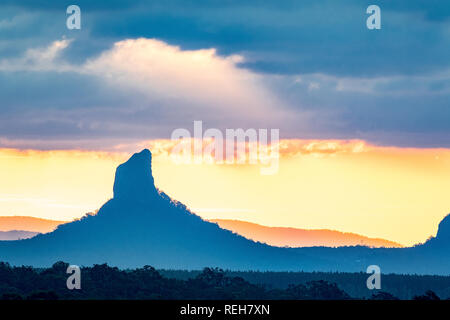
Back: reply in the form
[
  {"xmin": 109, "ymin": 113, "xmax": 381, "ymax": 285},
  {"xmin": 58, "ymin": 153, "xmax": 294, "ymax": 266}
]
[{"xmin": 0, "ymin": 0, "xmax": 449, "ymax": 148}]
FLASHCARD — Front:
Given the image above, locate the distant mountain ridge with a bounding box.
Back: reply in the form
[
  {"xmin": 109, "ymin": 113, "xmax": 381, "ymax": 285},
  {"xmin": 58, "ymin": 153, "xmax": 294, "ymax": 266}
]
[
  {"xmin": 0, "ymin": 230, "xmax": 39, "ymax": 241},
  {"xmin": 0, "ymin": 149, "xmax": 449, "ymax": 274},
  {"xmin": 210, "ymin": 219, "xmax": 403, "ymax": 248},
  {"xmin": 0, "ymin": 216, "xmax": 401, "ymax": 247},
  {"xmin": 0, "ymin": 216, "xmax": 66, "ymax": 233}
]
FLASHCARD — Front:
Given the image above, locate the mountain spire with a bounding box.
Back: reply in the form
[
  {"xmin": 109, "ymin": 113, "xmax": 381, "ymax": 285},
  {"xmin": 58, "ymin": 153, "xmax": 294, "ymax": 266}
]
[
  {"xmin": 113, "ymin": 149, "xmax": 157, "ymax": 201},
  {"xmin": 435, "ymin": 213, "xmax": 450, "ymax": 241}
]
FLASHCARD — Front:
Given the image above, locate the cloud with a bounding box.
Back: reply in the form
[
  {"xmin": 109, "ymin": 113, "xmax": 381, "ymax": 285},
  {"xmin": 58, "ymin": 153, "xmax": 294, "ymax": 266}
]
[
  {"xmin": 122, "ymin": 138, "xmax": 369, "ymax": 162},
  {"xmin": 288, "ymin": 71, "xmax": 450, "ymax": 95},
  {"xmin": 0, "ymin": 0, "xmax": 449, "ymax": 148},
  {"xmin": 278, "ymin": 139, "xmax": 367, "ymax": 157},
  {"xmin": 81, "ymin": 38, "xmax": 289, "ymax": 122},
  {"xmin": 269, "ymin": 71, "xmax": 450, "ymax": 147},
  {"xmin": 0, "ymin": 39, "xmax": 73, "ymax": 72},
  {"xmin": 0, "ymin": 38, "xmax": 298, "ymax": 149},
  {"xmin": 0, "ymin": 38, "xmax": 290, "ymax": 123},
  {"xmin": 1, "ymin": 37, "xmax": 450, "ymax": 149}
]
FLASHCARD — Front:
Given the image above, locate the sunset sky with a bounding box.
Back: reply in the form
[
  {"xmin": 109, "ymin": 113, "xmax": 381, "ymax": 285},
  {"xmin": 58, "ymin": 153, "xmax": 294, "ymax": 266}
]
[
  {"xmin": 0, "ymin": 1, "xmax": 449, "ymax": 247},
  {"xmin": 1, "ymin": 142, "xmax": 449, "ymax": 246}
]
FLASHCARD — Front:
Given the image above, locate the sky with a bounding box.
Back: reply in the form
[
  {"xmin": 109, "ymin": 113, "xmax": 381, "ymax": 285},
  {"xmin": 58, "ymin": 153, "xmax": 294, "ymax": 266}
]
[
  {"xmin": 0, "ymin": 1, "xmax": 449, "ymax": 246},
  {"xmin": 1, "ymin": 143, "xmax": 449, "ymax": 246}
]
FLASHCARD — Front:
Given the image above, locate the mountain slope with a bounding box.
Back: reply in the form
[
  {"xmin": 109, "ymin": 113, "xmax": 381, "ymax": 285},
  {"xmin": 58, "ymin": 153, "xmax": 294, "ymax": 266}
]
[
  {"xmin": 0, "ymin": 150, "xmax": 333, "ymax": 270},
  {"xmin": 210, "ymin": 219, "xmax": 403, "ymax": 248}
]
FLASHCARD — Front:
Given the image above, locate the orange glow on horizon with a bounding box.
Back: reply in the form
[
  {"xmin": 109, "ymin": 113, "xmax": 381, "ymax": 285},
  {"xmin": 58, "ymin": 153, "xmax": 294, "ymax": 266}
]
[
  {"xmin": 210, "ymin": 219, "xmax": 403, "ymax": 248},
  {"xmin": 0, "ymin": 139, "xmax": 449, "ymax": 246}
]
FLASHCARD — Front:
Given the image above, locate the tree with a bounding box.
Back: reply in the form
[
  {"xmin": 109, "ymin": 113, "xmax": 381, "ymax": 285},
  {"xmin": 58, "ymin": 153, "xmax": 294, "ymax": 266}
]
[
  {"xmin": 370, "ymin": 291, "xmax": 399, "ymax": 300},
  {"xmin": 413, "ymin": 290, "xmax": 440, "ymax": 300}
]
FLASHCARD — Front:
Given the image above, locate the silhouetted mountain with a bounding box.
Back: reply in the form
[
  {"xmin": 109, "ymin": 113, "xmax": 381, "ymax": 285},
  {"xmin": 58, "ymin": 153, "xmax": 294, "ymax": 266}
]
[
  {"xmin": 0, "ymin": 150, "xmax": 330, "ymax": 270},
  {"xmin": 423, "ymin": 214, "xmax": 450, "ymax": 247},
  {"xmin": 0, "ymin": 216, "xmax": 402, "ymax": 247},
  {"xmin": 0, "ymin": 149, "xmax": 449, "ymax": 274},
  {"xmin": 0, "ymin": 230, "xmax": 38, "ymax": 241},
  {"xmin": 210, "ymin": 219, "xmax": 403, "ymax": 248}
]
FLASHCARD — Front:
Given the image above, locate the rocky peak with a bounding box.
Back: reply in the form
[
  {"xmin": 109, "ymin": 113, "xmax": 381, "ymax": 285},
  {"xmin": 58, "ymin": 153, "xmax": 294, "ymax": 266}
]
[{"xmin": 113, "ymin": 149, "xmax": 157, "ymax": 201}]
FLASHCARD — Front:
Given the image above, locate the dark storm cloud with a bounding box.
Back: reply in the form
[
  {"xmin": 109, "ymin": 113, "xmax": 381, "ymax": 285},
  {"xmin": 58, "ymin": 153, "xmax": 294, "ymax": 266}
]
[
  {"xmin": 0, "ymin": 0, "xmax": 449, "ymax": 148},
  {"xmin": 2, "ymin": 0, "xmax": 450, "ymax": 75}
]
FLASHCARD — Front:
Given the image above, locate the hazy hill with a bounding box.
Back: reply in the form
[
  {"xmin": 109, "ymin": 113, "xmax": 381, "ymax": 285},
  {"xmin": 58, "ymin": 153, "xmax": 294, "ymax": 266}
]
[
  {"xmin": 0, "ymin": 230, "xmax": 38, "ymax": 240},
  {"xmin": 210, "ymin": 219, "xmax": 402, "ymax": 248},
  {"xmin": 0, "ymin": 216, "xmax": 66, "ymax": 233},
  {"xmin": 0, "ymin": 216, "xmax": 401, "ymax": 247}
]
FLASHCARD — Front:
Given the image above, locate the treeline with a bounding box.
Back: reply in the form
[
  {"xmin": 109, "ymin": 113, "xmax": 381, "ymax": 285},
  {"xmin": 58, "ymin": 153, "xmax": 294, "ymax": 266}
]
[
  {"xmin": 161, "ymin": 269, "xmax": 450, "ymax": 300},
  {"xmin": 0, "ymin": 262, "xmax": 443, "ymax": 300}
]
